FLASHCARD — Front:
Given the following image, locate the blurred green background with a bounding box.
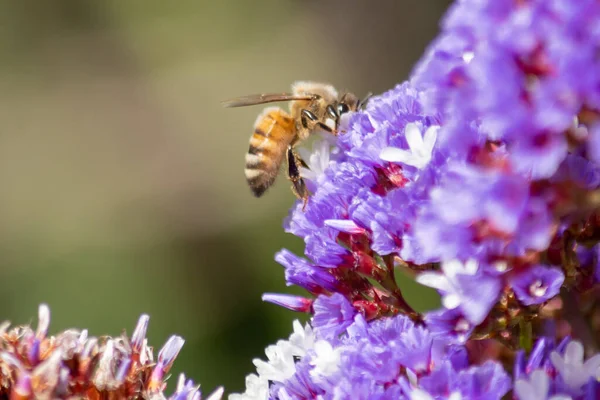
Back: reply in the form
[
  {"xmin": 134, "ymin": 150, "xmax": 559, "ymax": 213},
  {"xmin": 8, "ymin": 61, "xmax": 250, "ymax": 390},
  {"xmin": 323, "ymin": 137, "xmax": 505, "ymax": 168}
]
[{"xmin": 0, "ymin": 0, "xmax": 449, "ymax": 395}]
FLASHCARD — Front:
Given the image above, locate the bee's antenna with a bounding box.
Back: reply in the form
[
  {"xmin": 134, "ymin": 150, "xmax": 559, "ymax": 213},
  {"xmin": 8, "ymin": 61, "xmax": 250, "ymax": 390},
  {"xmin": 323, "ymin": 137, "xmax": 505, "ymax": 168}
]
[{"xmin": 358, "ymin": 92, "xmax": 373, "ymax": 110}]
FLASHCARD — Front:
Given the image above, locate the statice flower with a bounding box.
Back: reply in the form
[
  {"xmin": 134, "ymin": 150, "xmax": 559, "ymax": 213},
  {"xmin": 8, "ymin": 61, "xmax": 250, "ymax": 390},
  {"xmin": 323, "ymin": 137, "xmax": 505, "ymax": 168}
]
[
  {"xmin": 311, "ymin": 293, "xmax": 356, "ymax": 340},
  {"xmin": 380, "ymin": 123, "xmax": 439, "ymax": 169},
  {"xmin": 413, "ymin": 0, "xmax": 600, "ymax": 179},
  {"xmin": 0, "ymin": 304, "xmax": 222, "ymax": 400},
  {"xmin": 228, "ymin": 321, "xmax": 315, "ymax": 400},
  {"xmin": 240, "ymin": 0, "xmax": 600, "ymax": 397},
  {"xmin": 513, "ymin": 338, "xmax": 600, "ymax": 399},
  {"xmin": 550, "ymin": 341, "xmax": 600, "ymax": 394},
  {"xmin": 257, "ymin": 0, "xmax": 600, "ymax": 352},
  {"xmin": 232, "ymin": 294, "xmax": 511, "ymax": 400},
  {"xmin": 266, "ymin": 77, "xmax": 586, "ymax": 346},
  {"xmin": 416, "ymin": 259, "xmax": 502, "ymax": 325}
]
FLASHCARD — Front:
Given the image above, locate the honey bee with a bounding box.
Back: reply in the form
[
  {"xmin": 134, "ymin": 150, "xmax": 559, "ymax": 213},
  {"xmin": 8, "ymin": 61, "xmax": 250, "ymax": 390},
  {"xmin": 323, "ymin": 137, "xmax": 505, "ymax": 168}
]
[{"xmin": 222, "ymin": 81, "xmax": 368, "ymax": 205}]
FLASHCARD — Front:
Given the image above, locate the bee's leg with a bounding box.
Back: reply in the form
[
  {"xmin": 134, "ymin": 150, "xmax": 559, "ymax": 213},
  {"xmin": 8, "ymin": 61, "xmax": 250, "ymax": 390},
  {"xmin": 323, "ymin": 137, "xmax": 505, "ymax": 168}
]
[
  {"xmin": 286, "ymin": 146, "xmax": 309, "ymax": 210},
  {"xmin": 300, "ymin": 109, "xmax": 334, "ymax": 134}
]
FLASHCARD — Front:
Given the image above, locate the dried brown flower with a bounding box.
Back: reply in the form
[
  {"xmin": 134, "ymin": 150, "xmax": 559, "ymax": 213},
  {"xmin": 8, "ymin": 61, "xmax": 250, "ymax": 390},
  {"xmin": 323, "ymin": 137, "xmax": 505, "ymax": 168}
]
[{"xmin": 0, "ymin": 305, "xmax": 223, "ymax": 400}]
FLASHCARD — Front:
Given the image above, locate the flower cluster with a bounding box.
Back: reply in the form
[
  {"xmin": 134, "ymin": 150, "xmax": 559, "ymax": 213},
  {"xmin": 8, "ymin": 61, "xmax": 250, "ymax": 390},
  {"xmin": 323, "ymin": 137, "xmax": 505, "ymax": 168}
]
[
  {"xmin": 514, "ymin": 338, "xmax": 600, "ymax": 400},
  {"xmin": 231, "ymin": 295, "xmax": 511, "ymax": 400},
  {"xmin": 413, "ymin": 0, "xmax": 600, "ymax": 180},
  {"xmin": 237, "ymin": 0, "xmax": 600, "ymax": 398},
  {"xmin": 0, "ymin": 304, "xmax": 222, "ymax": 400},
  {"xmin": 232, "ymin": 295, "xmax": 599, "ymax": 399},
  {"xmin": 264, "ymin": 0, "xmax": 600, "ymax": 346},
  {"xmin": 268, "ymin": 77, "xmax": 581, "ymax": 343},
  {"xmin": 228, "ymin": 320, "xmax": 315, "ymax": 400}
]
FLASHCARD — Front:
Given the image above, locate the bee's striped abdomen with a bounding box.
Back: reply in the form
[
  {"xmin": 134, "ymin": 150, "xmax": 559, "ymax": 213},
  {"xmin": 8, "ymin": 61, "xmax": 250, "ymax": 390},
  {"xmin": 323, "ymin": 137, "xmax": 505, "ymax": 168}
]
[{"xmin": 245, "ymin": 107, "xmax": 296, "ymax": 197}]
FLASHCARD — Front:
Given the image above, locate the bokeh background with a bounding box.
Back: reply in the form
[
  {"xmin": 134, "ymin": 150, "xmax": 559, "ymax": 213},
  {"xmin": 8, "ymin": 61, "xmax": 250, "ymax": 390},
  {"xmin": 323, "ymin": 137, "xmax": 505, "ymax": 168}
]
[{"xmin": 0, "ymin": 0, "xmax": 450, "ymax": 395}]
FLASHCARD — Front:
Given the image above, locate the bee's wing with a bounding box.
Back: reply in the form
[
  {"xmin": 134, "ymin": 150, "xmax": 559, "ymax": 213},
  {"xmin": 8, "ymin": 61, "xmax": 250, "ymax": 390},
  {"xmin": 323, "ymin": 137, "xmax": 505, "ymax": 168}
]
[{"xmin": 221, "ymin": 93, "xmax": 316, "ymax": 108}]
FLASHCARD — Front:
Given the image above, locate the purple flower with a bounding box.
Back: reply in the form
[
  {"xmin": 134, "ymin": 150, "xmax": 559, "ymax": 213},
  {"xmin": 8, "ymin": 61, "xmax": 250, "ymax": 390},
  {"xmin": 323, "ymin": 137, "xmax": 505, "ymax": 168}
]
[
  {"xmin": 424, "ymin": 308, "xmax": 474, "ymax": 344},
  {"xmin": 261, "ymin": 293, "xmax": 313, "ymax": 313},
  {"xmin": 416, "ymin": 260, "xmax": 502, "ymax": 325},
  {"xmin": 455, "ymin": 361, "xmax": 512, "ymax": 399},
  {"xmin": 411, "ymin": 164, "xmax": 554, "ymax": 263},
  {"xmin": 259, "ymin": 312, "xmax": 514, "ymax": 399},
  {"xmin": 412, "ymin": 0, "xmax": 600, "ymax": 178},
  {"xmin": 259, "ymin": 1, "xmax": 600, "ymax": 388},
  {"xmin": 509, "ymin": 265, "xmax": 565, "ymax": 305},
  {"xmin": 274, "ymin": 359, "xmax": 325, "ymax": 400},
  {"xmin": 380, "ymin": 122, "xmax": 439, "ymax": 170},
  {"xmin": 513, "ymin": 338, "xmax": 600, "ymax": 399},
  {"xmin": 575, "ymin": 243, "xmax": 600, "ymax": 285},
  {"xmin": 312, "ymin": 293, "xmax": 356, "ymax": 340},
  {"xmin": 171, "ymin": 375, "xmax": 224, "ymax": 400},
  {"xmin": 513, "ymin": 370, "xmax": 567, "ymax": 400},
  {"xmin": 413, "ymin": 360, "xmax": 511, "ymax": 400},
  {"xmin": 553, "ymin": 153, "xmax": 600, "ymax": 190},
  {"xmin": 550, "ymin": 341, "xmax": 600, "ymax": 394},
  {"xmin": 588, "ymin": 123, "xmax": 600, "ymax": 166},
  {"xmin": 275, "ymin": 249, "xmax": 338, "ymax": 293},
  {"xmin": 337, "ymin": 315, "xmax": 441, "ymax": 383},
  {"xmin": 514, "ymin": 337, "xmax": 558, "ymax": 380},
  {"xmin": 349, "ymin": 188, "xmax": 410, "ymax": 255},
  {"xmin": 394, "ymin": 324, "xmax": 436, "ymax": 373}
]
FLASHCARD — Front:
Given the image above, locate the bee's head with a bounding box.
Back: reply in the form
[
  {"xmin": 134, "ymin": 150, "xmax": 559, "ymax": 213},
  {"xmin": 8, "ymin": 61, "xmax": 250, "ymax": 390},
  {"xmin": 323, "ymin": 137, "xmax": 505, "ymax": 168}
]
[{"xmin": 337, "ymin": 92, "xmax": 360, "ymax": 116}]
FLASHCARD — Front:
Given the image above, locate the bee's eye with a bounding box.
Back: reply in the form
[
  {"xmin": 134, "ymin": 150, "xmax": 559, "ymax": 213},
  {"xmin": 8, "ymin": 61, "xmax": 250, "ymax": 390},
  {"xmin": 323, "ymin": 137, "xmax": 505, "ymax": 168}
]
[
  {"xmin": 337, "ymin": 103, "xmax": 350, "ymax": 115},
  {"xmin": 326, "ymin": 104, "xmax": 338, "ymax": 119}
]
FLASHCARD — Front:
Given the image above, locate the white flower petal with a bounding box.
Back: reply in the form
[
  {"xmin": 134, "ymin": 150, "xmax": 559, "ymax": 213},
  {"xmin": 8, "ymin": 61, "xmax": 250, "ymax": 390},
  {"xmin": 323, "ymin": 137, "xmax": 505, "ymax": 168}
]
[
  {"xmin": 514, "ymin": 370, "xmax": 554, "ymax": 400},
  {"xmin": 380, "ymin": 147, "xmax": 412, "ymax": 163},
  {"xmin": 550, "ymin": 351, "xmax": 566, "ymax": 371},
  {"xmin": 462, "ymin": 51, "xmax": 474, "ymax": 63},
  {"xmin": 416, "ymin": 272, "xmax": 451, "ymax": 291},
  {"xmin": 297, "ymin": 138, "xmax": 334, "ymax": 182},
  {"xmin": 564, "ymin": 341, "xmax": 584, "ymax": 365},
  {"xmin": 442, "ymin": 293, "xmax": 462, "ymax": 309},
  {"xmin": 442, "ymin": 260, "xmax": 463, "ymax": 277},
  {"xmin": 584, "ymin": 354, "xmax": 600, "ymax": 377},
  {"xmin": 442, "ymin": 259, "xmax": 478, "ymax": 277},
  {"xmin": 317, "ymin": 140, "xmax": 330, "ymax": 172},
  {"xmin": 401, "ymin": 154, "xmax": 428, "ymax": 169},
  {"xmin": 464, "ymin": 259, "xmax": 479, "ymax": 275},
  {"xmin": 380, "ymin": 123, "xmax": 437, "ymax": 169},
  {"xmin": 229, "ymin": 374, "xmax": 269, "ymax": 400},
  {"xmin": 231, "ymin": 320, "xmax": 317, "ymax": 399},
  {"xmin": 513, "ymin": 379, "xmax": 533, "ymax": 400},
  {"xmin": 206, "ymin": 386, "xmax": 224, "ymax": 400},
  {"xmin": 310, "ymin": 340, "xmax": 341, "ymax": 377},
  {"xmin": 405, "ymin": 123, "xmax": 424, "ymax": 152},
  {"xmin": 299, "ymin": 167, "xmax": 317, "ymax": 181},
  {"xmin": 531, "ymin": 370, "xmax": 551, "ymax": 399},
  {"xmin": 551, "ymin": 340, "xmax": 597, "ymax": 390},
  {"xmin": 410, "ymin": 389, "xmax": 434, "ymax": 400},
  {"xmin": 422, "ymin": 125, "xmax": 439, "ymax": 156}
]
